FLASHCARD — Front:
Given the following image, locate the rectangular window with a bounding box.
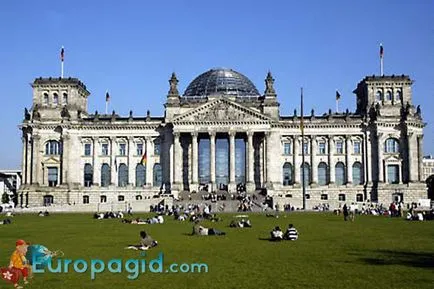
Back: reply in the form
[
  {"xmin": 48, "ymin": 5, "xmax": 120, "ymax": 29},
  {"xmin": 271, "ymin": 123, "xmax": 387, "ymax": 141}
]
[
  {"xmin": 338, "ymin": 194, "xmax": 346, "ymax": 201},
  {"xmin": 154, "ymin": 142, "xmax": 160, "ymax": 155},
  {"xmin": 137, "ymin": 143, "xmax": 143, "ymax": 156},
  {"xmin": 83, "ymin": 196, "xmax": 89, "ymax": 204},
  {"xmin": 353, "ymin": 141, "xmax": 361, "ymax": 154},
  {"xmin": 101, "ymin": 144, "xmax": 109, "ymax": 156},
  {"xmin": 336, "ymin": 141, "xmax": 344, "ymax": 154},
  {"xmin": 119, "ymin": 143, "xmax": 126, "ymax": 156},
  {"xmin": 318, "ymin": 142, "xmax": 326, "ymax": 154},
  {"xmin": 387, "ymin": 165, "xmax": 399, "ymax": 184},
  {"xmin": 283, "ymin": 143, "xmax": 291, "ymax": 155},
  {"xmin": 302, "ymin": 142, "xmax": 309, "ymax": 154},
  {"xmin": 84, "ymin": 143, "xmax": 91, "ymax": 156},
  {"xmin": 100, "ymin": 195, "xmax": 107, "ymax": 203},
  {"xmin": 321, "ymin": 194, "xmax": 328, "ymax": 200},
  {"xmin": 47, "ymin": 167, "xmax": 58, "ymax": 187}
]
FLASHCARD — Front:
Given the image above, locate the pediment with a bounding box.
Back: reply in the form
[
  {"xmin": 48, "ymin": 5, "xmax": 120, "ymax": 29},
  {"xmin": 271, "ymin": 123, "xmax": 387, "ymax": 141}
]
[
  {"xmin": 43, "ymin": 157, "xmax": 61, "ymax": 165},
  {"xmin": 172, "ymin": 98, "xmax": 273, "ymax": 124},
  {"xmin": 384, "ymin": 155, "xmax": 401, "ymax": 162}
]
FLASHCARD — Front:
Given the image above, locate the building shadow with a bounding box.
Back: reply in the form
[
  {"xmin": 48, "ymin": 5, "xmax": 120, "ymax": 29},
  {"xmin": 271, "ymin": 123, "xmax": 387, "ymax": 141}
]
[{"xmin": 358, "ymin": 250, "xmax": 434, "ymax": 269}]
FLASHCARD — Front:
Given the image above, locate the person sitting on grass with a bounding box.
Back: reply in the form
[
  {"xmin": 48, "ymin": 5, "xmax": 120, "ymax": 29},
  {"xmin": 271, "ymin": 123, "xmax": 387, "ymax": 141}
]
[
  {"xmin": 192, "ymin": 224, "xmax": 226, "ymax": 236},
  {"xmin": 270, "ymin": 226, "xmax": 284, "ymax": 241},
  {"xmin": 284, "ymin": 224, "xmax": 298, "ymax": 241},
  {"xmin": 125, "ymin": 231, "xmax": 158, "ymax": 250},
  {"xmin": 0, "ymin": 219, "xmax": 12, "ymax": 225}
]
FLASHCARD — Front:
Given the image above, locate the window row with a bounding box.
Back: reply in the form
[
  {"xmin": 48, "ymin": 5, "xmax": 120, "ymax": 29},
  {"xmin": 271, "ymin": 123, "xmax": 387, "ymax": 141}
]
[
  {"xmin": 84, "ymin": 163, "xmax": 162, "ymax": 187},
  {"xmin": 83, "ymin": 194, "xmax": 146, "ymax": 204},
  {"xmin": 302, "ymin": 193, "xmax": 365, "ymax": 202},
  {"xmin": 43, "ymin": 92, "xmax": 68, "ymax": 106},
  {"xmin": 282, "ymin": 162, "xmax": 364, "ymax": 186},
  {"xmin": 283, "ymin": 140, "xmax": 361, "ymax": 155},
  {"xmin": 82, "ymin": 141, "xmax": 160, "ymax": 156},
  {"xmin": 375, "ymin": 89, "xmax": 402, "ymax": 102}
]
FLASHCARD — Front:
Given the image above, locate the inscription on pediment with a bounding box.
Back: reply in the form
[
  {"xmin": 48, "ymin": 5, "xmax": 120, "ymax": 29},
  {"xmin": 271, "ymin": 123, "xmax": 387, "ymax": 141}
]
[{"xmin": 192, "ymin": 101, "xmax": 251, "ymax": 121}]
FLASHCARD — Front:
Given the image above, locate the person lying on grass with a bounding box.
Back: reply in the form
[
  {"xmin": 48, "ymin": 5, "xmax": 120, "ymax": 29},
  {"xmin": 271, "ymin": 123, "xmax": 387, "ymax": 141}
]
[
  {"xmin": 192, "ymin": 224, "xmax": 226, "ymax": 236},
  {"xmin": 229, "ymin": 219, "xmax": 251, "ymax": 228},
  {"xmin": 0, "ymin": 219, "xmax": 12, "ymax": 225},
  {"xmin": 125, "ymin": 231, "xmax": 158, "ymax": 250}
]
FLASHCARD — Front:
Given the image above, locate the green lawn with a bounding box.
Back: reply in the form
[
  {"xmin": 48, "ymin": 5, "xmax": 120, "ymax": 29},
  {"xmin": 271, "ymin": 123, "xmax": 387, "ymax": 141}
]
[{"xmin": 1, "ymin": 212, "xmax": 433, "ymax": 289}]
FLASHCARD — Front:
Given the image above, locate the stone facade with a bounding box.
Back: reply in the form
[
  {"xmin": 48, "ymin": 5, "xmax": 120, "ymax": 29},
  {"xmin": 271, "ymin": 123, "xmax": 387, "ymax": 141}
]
[{"xmin": 18, "ymin": 70, "xmax": 427, "ymax": 210}]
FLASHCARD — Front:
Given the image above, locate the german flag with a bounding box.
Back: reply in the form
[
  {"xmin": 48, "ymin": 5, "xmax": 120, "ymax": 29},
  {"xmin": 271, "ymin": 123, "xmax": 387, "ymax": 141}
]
[{"xmin": 140, "ymin": 151, "xmax": 147, "ymax": 166}]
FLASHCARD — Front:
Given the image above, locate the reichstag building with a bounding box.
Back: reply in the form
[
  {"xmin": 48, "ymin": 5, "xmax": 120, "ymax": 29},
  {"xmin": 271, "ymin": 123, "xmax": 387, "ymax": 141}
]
[{"xmin": 18, "ymin": 68, "xmax": 427, "ymax": 209}]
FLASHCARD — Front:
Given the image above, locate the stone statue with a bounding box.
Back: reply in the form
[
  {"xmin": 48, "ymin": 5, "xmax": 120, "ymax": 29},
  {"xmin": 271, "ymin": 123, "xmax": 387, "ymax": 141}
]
[
  {"xmin": 129, "ymin": 110, "xmax": 133, "ymax": 118},
  {"xmin": 77, "ymin": 110, "xmax": 82, "ymax": 118},
  {"xmin": 168, "ymin": 73, "xmax": 179, "ymax": 96},
  {"xmin": 311, "ymin": 109, "xmax": 314, "ymax": 117},
  {"xmin": 32, "ymin": 104, "xmax": 41, "ymax": 120},
  {"xmin": 416, "ymin": 105, "xmax": 421, "ymax": 116},
  {"xmin": 146, "ymin": 110, "xmax": 151, "ymax": 121},
  {"xmin": 24, "ymin": 108, "xmax": 30, "ymax": 120},
  {"xmin": 264, "ymin": 71, "xmax": 276, "ymax": 95},
  {"xmin": 294, "ymin": 109, "xmax": 297, "ymax": 116},
  {"xmin": 61, "ymin": 106, "xmax": 70, "ymax": 119}
]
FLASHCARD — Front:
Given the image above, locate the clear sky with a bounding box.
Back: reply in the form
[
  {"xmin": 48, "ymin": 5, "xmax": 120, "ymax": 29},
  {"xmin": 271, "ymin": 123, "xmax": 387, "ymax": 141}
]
[{"xmin": 0, "ymin": 0, "xmax": 433, "ymax": 169}]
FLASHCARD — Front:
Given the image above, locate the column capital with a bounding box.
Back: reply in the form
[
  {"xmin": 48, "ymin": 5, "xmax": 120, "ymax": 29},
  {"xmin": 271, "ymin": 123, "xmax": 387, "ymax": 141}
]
[
  {"xmin": 345, "ymin": 135, "xmax": 352, "ymax": 140},
  {"xmin": 173, "ymin": 131, "xmax": 181, "ymax": 138},
  {"xmin": 247, "ymin": 131, "xmax": 254, "ymax": 137},
  {"xmin": 228, "ymin": 131, "xmax": 236, "ymax": 137},
  {"xmin": 145, "ymin": 136, "xmax": 153, "ymax": 142},
  {"xmin": 127, "ymin": 136, "xmax": 134, "ymax": 142},
  {"xmin": 208, "ymin": 131, "xmax": 216, "ymax": 137},
  {"xmin": 32, "ymin": 134, "xmax": 41, "ymax": 141},
  {"xmin": 191, "ymin": 131, "xmax": 199, "ymax": 138},
  {"xmin": 417, "ymin": 134, "xmax": 424, "ymax": 140}
]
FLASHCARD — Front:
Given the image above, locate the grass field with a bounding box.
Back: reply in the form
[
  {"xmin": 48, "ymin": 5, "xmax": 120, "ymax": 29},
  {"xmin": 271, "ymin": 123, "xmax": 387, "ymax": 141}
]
[{"xmin": 0, "ymin": 212, "xmax": 433, "ymax": 289}]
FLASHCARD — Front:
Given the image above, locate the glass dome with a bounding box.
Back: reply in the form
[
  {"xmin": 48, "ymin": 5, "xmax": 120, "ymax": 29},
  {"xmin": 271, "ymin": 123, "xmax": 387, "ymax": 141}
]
[{"xmin": 183, "ymin": 68, "xmax": 260, "ymax": 98}]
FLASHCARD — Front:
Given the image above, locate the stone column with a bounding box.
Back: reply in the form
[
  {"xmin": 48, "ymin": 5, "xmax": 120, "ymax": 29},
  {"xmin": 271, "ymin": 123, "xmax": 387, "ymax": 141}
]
[
  {"xmin": 173, "ymin": 132, "xmax": 182, "ymax": 186},
  {"xmin": 366, "ymin": 131, "xmax": 372, "ymax": 184},
  {"xmin": 128, "ymin": 137, "xmax": 135, "ymax": 186},
  {"xmin": 346, "ymin": 136, "xmax": 353, "ymax": 184},
  {"xmin": 417, "ymin": 135, "xmax": 424, "ymax": 181},
  {"xmin": 377, "ymin": 134, "xmax": 384, "ymax": 182},
  {"xmin": 228, "ymin": 131, "xmax": 236, "ymax": 192},
  {"xmin": 110, "ymin": 137, "xmax": 117, "ymax": 186},
  {"xmin": 32, "ymin": 135, "xmax": 41, "ymax": 185},
  {"xmin": 26, "ymin": 136, "xmax": 31, "ymax": 185},
  {"xmin": 311, "ymin": 136, "xmax": 318, "ymax": 185},
  {"xmin": 21, "ymin": 136, "xmax": 27, "ymax": 185},
  {"xmin": 328, "ymin": 136, "xmax": 335, "ymax": 184},
  {"xmin": 209, "ymin": 131, "xmax": 216, "ymax": 190},
  {"xmin": 145, "ymin": 138, "xmax": 153, "ymax": 186},
  {"xmin": 247, "ymin": 131, "xmax": 255, "ymax": 192},
  {"xmin": 293, "ymin": 135, "xmax": 300, "ymax": 184},
  {"xmin": 93, "ymin": 138, "xmax": 100, "ymax": 186},
  {"xmin": 61, "ymin": 134, "xmax": 70, "ymax": 185},
  {"xmin": 191, "ymin": 132, "xmax": 199, "ymax": 191}
]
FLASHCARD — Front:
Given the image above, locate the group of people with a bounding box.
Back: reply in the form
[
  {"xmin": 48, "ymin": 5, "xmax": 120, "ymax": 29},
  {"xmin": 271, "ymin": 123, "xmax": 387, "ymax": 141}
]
[
  {"xmin": 270, "ymin": 224, "xmax": 299, "ymax": 241},
  {"xmin": 93, "ymin": 211, "xmax": 124, "ymax": 219},
  {"xmin": 229, "ymin": 218, "xmax": 252, "ymax": 228},
  {"xmin": 122, "ymin": 215, "xmax": 164, "ymax": 224},
  {"xmin": 37, "ymin": 210, "xmax": 50, "ymax": 217},
  {"xmin": 342, "ymin": 203, "xmax": 358, "ymax": 221}
]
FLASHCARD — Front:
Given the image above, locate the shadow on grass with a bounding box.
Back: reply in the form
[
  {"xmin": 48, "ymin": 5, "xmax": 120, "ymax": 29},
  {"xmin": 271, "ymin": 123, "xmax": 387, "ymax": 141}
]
[{"xmin": 358, "ymin": 250, "xmax": 434, "ymax": 269}]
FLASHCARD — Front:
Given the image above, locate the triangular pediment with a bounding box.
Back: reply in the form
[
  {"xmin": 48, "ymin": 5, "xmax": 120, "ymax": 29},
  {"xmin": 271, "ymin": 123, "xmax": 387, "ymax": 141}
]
[
  {"xmin": 173, "ymin": 98, "xmax": 274, "ymax": 124},
  {"xmin": 384, "ymin": 155, "xmax": 401, "ymax": 162},
  {"xmin": 43, "ymin": 157, "xmax": 61, "ymax": 165}
]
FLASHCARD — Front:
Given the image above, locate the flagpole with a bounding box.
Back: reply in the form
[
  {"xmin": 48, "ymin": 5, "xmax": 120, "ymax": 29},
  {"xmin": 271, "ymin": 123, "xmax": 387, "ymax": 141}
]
[
  {"xmin": 301, "ymin": 87, "xmax": 306, "ymax": 210},
  {"xmin": 380, "ymin": 43, "xmax": 384, "ymax": 76},
  {"xmin": 61, "ymin": 46, "xmax": 64, "ymax": 78}
]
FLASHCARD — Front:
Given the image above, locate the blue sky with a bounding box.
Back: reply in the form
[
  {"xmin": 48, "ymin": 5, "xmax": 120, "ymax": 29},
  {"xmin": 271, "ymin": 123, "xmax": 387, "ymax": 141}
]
[{"xmin": 0, "ymin": 0, "xmax": 433, "ymax": 169}]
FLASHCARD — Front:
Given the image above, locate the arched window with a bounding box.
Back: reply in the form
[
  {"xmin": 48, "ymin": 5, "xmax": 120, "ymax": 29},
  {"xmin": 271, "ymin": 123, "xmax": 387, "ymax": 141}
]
[
  {"xmin": 101, "ymin": 164, "xmax": 111, "ymax": 187},
  {"xmin": 385, "ymin": 138, "xmax": 399, "ymax": 153},
  {"xmin": 136, "ymin": 195, "xmax": 143, "ymax": 201},
  {"xmin": 84, "ymin": 163, "xmax": 93, "ymax": 187},
  {"xmin": 135, "ymin": 163, "xmax": 146, "ymax": 187},
  {"xmin": 83, "ymin": 195, "xmax": 89, "ymax": 204},
  {"xmin": 335, "ymin": 162, "xmax": 346, "ymax": 186},
  {"xmin": 118, "ymin": 163, "xmax": 128, "ymax": 187},
  {"xmin": 395, "ymin": 90, "xmax": 402, "ymax": 101},
  {"xmin": 318, "ymin": 162, "xmax": 328, "ymax": 186},
  {"xmin": 53, "ymin": 93, "xmax": 59, "ymax": 105},
  {"xmin": 282, "ymin": 162, "xmax": 293, "ymax": 186},
  {"xmin": 386, "ymin": 91, "xmax": 392, "ymax": 101},
  {"xmin": 153, "ymin": 163, "xmax": 162, "ymax": 187},
  {"xmin": 300, "ymin": 163, "xmax": 311, "ymax": 186},
  {"xmin": 43, "ymin": 93, "xmax": 49, "ymax": 105},
  {"xmin": 63, "ymin": 93, "xmax": 68, "ymax": 104},
  {"xmin": 45, "ymin": 140, "xmax": 60, "ymax": 155},
  {"xmin": 100, "ymin": 195, "xmax": 107, "ymax": 203},
  {"xmin": 352, "ymin": 162, "xmax": 363, "ymax": 185},
  {"xmin": 376, "ymin": 90, "xmax": 382, "ymax": 101}
]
